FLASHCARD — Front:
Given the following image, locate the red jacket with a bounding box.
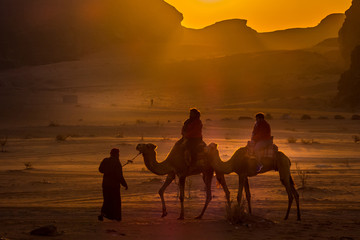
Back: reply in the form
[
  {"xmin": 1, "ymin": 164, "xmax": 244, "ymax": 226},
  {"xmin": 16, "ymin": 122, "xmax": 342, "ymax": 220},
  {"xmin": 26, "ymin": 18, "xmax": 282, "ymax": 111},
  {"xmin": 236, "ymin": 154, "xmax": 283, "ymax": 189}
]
[
  {"xmin": 182, "ymin": 118, "xmax": 203, "ymax": 139},
  {"xmin": 251, "ymin": 119, "xmax": 271, "ymax": 142}
]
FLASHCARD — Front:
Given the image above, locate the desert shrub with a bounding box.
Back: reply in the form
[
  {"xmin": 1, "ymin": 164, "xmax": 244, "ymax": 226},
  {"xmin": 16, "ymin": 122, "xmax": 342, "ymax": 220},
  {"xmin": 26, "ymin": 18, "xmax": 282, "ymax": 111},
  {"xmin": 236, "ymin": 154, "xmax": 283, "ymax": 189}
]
[
  {"xmin": 136, "ymin": 119, "xmax": 146, "ymax": 124},
  {"xmin": 225, "ymin": 200, "xmax": 249, "ymax": 224},
  {"xmin": 352, "ymin": 135, "xmax": 360, "ymax": 143},
  {"xmin": 56, "ymin": 134, "xmax": 68, "ymax": 141},
  {"xmin": 334, "ymin": 115, "xmax": 345, "ymax": 120},
  {"xmin": 295, "ymin": 163, "xmax": 310, "ymax": 189},
  {"xmin": 141, "ymin": 167, "xmax": 149, "ymax": 172},
  {"xmin": 225, "ymin": 135, "xmax": 232, "ymax": 140},
  {"xmin": 351, "ymin": 114, "xmax": 360, "ymax": 120},
  {"xmin": 0, "ymin": 136, "xmax": 7, "ymax": 152},
  {"xmin": 287, "ymin": 137, "xmax": 297, "ymax": 143},
  {"xmin": 300, "ymin": 114, "xmax": 311, "ymax": 120},
  {"xmin": 300, "ymin": 139, "xmax": 319, "ymax": 144},
  {"xmin": 48, "ymin": 121, "xmax": 60, "ymax": 127},
  {"xmin": 281, "ymin": 114, "xmax": 291, "ymax": 120},
  {"xmin": 265, "ymin": 113, "xmax": 273, "ymax": 120},
  {"xmin": 24, "ymin": 162, "xmax": 33, "ymax": 170},
  {"xmin": 206, "ymin": 118, "xmax": 212, "ymax": 122}
]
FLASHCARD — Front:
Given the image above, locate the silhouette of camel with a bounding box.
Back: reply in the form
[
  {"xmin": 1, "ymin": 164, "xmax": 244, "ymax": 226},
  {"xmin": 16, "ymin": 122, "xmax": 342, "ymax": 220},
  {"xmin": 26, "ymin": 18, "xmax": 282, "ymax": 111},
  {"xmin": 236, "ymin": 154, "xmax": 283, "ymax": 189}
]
[
  {"xmin": 207, "ymin": 143, "xmax": 300, "ymax": 220},
  {"xmin": 136, "ymin": 140, "xmax": 231, "ymax": 219}
]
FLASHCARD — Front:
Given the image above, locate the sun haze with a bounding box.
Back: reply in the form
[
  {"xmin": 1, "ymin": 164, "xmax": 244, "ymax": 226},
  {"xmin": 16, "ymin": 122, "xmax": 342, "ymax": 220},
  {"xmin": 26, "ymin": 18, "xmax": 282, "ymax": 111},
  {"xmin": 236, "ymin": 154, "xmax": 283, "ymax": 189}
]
[{"xmin": 164, "ymin": 0, "xmax": 351, "ymax": 32}]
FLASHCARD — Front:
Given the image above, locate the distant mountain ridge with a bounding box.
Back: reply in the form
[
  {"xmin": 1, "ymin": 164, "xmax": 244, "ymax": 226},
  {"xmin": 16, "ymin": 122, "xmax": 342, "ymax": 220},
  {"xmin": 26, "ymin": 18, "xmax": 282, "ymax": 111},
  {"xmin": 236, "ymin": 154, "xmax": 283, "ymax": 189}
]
[
  {"xmin": 259, "ymin": 13, "xmax": 345, "ymax": 50},
  {"xmin": 0, "ymin": 0, "xmax": 346, "ymax": 68}
]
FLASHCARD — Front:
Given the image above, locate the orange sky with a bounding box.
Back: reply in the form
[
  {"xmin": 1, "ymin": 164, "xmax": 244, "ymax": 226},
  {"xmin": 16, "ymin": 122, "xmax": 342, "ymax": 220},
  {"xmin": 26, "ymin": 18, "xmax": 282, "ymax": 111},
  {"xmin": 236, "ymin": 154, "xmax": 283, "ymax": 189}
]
[{"xmin": 164, "ymin": 0, "xmax": 351, "ymax": 32}]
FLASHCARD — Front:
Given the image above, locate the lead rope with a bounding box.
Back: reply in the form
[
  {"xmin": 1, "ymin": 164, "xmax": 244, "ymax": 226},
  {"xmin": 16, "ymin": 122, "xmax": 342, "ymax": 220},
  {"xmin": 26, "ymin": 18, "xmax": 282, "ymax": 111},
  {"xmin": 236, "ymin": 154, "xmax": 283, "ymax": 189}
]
[{"xmin": 122, "ymin": 152, "xmax": 141, "ymax": 167}]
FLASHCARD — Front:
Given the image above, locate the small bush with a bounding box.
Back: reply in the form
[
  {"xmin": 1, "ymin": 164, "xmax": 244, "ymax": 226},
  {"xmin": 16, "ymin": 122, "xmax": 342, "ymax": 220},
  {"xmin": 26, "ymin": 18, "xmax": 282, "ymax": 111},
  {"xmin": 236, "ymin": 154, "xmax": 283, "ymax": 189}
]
[
  {"xmin": 287, "ymin": 137, "xmax": 297, "ymax": 143},
  {"xmin": 352, "ymin": 135, "xmax": 360, "ymax": 143},
  {"xmin": 281, "ymin": 114, "xmax": 291, "ymax": 120},
  {"xmin": 48, "ymin": 121, "xmax": 60, "ymax": 127},
  {"xmin": 0, "ymin": 136, "xmax": 8, "ymax": 152},
  {"xmin": 221, "ymin": 117, "xmax": 231, "ymax": 121},
  {"xmin": 136, "ymin": 119, "xmax": 146, "ymax": 124},
  {"xmin": 56, "ymin": 135, "xmax": 68, "ymax": 141},
  {"xmin": 141, "ymin": 167, "xmax": 149, "ymax": 172},
  {"xmin": 295, "ymin": 163, "xmax": 310, "ymax": 189},
  {"xmin": 225, "ymin": 200, "xmax": 249, "ymax": 224},
  {"xmin": 24, "ymin": 162, "xmax": 33, "ymax": 170},
  {"xmin": 334, "ymin": 115, "xmax": 345, "ymax": 120},
  {"xmin": 301, "ymin": 139, "xmax": 318, "ymax": 144},
  {"xmin": 301, "ymin": 114, "xmax": 311, "ymax": 120},
  {"xmin": 351, "ymin": 114, "xmax": 360, "ymax": 120},
  {"xmin": 265, "ymin": 113, "xmax": 273, "ymax": 120}
]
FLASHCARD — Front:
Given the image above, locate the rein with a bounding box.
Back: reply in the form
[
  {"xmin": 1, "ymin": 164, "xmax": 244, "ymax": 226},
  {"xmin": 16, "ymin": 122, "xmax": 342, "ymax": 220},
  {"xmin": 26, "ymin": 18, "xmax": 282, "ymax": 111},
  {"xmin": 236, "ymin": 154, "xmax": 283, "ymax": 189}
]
[{"xmin": 122, "ymin": 152, "xmax": 141, "ymax": 167}]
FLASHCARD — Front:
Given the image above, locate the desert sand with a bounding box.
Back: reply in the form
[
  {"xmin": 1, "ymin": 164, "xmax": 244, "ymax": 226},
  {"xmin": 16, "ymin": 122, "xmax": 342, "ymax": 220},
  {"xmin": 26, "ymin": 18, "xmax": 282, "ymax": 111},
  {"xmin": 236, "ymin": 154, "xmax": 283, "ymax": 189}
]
[{"xmin": 1, "ymin": 108, "xmax": 360, "ymax": 240}]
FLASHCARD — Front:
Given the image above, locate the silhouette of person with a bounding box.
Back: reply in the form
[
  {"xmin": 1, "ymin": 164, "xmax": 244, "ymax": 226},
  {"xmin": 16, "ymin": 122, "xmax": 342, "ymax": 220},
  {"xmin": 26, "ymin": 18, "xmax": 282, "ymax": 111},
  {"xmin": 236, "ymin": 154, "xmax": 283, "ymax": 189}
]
[
  {"xmin": 98, "ymin": 148, "xmax": 128, "ymax": 221},
  {"xmin": 250, "ymin": 112, "xmax": 272, "ymax": 172},
  {"xmin": 181, "ymin": 108, "xmax": 203, "ymax": 166}
]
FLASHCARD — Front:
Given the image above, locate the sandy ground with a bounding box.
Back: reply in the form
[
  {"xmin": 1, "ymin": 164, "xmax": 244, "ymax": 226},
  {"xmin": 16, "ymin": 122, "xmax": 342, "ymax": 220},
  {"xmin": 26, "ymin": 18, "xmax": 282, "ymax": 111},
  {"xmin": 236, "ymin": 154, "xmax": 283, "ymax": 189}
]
[{"xmin": 0, "ymin": 117, "xmax": 360, "ymax": 240}]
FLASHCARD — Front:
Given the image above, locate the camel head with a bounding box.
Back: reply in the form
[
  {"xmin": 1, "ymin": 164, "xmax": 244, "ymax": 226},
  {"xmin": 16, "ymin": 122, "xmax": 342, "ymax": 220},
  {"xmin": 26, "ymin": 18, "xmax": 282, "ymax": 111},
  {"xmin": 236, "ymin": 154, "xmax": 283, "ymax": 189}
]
[
  {"xmin": 136, "ymin": 143, "xmax": 157, "ymax": 154},
  {"xmin": 207, "ymin": 142, "xmax": 219, "ymax": 155}
]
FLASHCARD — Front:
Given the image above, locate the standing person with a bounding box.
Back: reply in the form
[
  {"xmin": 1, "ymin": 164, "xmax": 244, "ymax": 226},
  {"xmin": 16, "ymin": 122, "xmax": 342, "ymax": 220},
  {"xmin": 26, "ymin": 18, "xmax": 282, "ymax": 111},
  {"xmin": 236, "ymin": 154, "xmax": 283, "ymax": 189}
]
[
  {"xmin": 98, "ymin": 148, "xmax": 128, "ymax": 221},
  {"xmin": 181, "ymin": 108, "xmax": 203, "ymax": 166},
  {"xmin": 251, "ymin": 112, "xmax": 272, "ymax": 172}
]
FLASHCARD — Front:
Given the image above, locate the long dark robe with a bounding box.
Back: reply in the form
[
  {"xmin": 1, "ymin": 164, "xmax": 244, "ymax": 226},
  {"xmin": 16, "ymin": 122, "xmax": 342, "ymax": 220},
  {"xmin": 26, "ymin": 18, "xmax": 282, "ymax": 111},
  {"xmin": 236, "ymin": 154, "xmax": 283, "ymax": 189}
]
[{"xmin": 99, "ymin": 156, "xmax": 127, "ymax": 221}]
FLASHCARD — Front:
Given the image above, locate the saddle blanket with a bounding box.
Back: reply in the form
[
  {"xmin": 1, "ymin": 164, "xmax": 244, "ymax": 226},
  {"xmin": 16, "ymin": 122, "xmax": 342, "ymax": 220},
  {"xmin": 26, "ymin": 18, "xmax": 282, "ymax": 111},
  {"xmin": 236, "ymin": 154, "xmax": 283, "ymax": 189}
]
[{"xmin": 247, "ymin": 141, "xmax": 278, "ymax": 159}]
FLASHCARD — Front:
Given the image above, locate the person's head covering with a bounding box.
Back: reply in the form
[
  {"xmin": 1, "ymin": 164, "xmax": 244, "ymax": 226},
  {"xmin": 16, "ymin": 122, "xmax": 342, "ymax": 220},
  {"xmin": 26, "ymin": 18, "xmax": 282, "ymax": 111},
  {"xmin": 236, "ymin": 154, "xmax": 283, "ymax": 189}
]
[
  {"xmin": 110, "ymin": 148, "xmax": 119, "ymax": 157},
  {"xmin": 255, "ymin": 112, "xmax": 265, "ymax": 120},
  {"xmin": 190, "ymin": 108, "xmax": 201, "ymax": 119}
]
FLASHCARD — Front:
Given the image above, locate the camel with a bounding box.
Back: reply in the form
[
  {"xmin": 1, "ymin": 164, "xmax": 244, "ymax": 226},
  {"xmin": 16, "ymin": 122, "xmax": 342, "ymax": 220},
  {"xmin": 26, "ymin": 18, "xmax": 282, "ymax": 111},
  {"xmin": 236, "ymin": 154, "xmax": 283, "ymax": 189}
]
[
  {"xmin": 136, "ymin": 139, "xmax": 231, "ymax": 219},
  {"xmin": 207, "ymin": 143, "xmax": 300, "ymax": 220}
]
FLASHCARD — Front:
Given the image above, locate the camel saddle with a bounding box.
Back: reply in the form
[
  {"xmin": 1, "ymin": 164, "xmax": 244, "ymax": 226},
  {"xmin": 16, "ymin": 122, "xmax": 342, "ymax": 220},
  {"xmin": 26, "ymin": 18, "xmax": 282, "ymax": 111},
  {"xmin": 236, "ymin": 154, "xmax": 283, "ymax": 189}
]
[
  {"xmin": 183, "ymin": 141, "xmax": 207, "ymax": 168},
  {"xmin": 246, "ymin": 140, "xmax": 279, "ymax": 159}
]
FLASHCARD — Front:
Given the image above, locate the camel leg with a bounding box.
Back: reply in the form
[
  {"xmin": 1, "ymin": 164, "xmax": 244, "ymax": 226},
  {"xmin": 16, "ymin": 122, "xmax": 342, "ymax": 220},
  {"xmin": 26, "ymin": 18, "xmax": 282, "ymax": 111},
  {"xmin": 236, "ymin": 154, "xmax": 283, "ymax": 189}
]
[
  {"xmin": 178, "ymin": 176, "xmax": 186, "ymax": 220},
  {"xmin": 237, "ymin": 175, "xmax": 246, "ymax": 206},
  {"xmin": 280, "ymin": 176, "xmax": 294, "ymax": 220},
  {"xmin": 195, "ymin": 171, "xmax": 213, "ymax": 219},
  {"xmin": 244, "ymin": 177, "xmax": 252, "ymax": 214},
  {"xmin": 290, "ymin": 176, "xmax": 301, "ymax": 220},
  {"xmin": 159, "ymin": 173, "xmax": 175, "ymax": 218},
  {"xmin": 215, "ymin": 173, "xmax": 230, "ymax": 206}
]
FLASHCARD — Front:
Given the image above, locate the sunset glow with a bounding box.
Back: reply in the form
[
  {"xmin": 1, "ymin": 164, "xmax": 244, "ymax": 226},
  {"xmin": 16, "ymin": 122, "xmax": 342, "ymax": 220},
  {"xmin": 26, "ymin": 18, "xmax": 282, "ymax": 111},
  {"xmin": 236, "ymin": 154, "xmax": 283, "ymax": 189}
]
[{"xmin": 165, "ymin": 0, "xmax": 351, "ymax": 32}]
